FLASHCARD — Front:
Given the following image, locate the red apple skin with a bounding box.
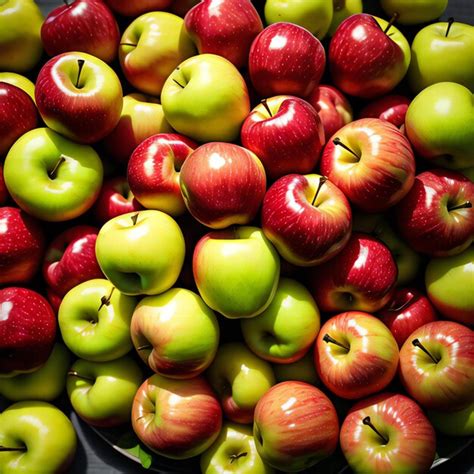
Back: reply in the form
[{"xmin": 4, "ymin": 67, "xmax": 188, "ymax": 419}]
[
  {"xmin": 0, "ymin": 207, "xmax": 45, "ymax": 286},
  {"xmin": 395, "ymin": 169, "xmax": 474, "ymax": 257},
  {"xmin": 0, "ymin": 287, "xmax": 56, "ymax": 376},
  {"xmin": 378, "ymin": 288, "xmax": 438, "ymax": 348},
  {"xmin": 46, "ymin": 287, "xmax": 63, "ymax": 314},
  {"xmin": 308, "ymin": 232, "xmax": 398, "ymax": 313},
  {"xmin": 248, "ymin": 22, "xmax": 326, "ymax": 98},
  {"xmin": 104, "ymin": 0, "xmax": 171, "ymax": 16},
  {"xmin": 0, "ymin": 165, "xmax": 8, "ymax": 205},
  {"xmin": 240, "ymin": 96, "xmax": 325, "ymax": 180},
  {"xmin": 359, "ymin": 95, "xmax": 410, "ymax": 129},
  {"xmin": 184, "ymin": 0, "xmax": 263, "ymax": 70},
  {"xmin": 41, "ymin": 0, "xmax": 120, "ymax": 63}
]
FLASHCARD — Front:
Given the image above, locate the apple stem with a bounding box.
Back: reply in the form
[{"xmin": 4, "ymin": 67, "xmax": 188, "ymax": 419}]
[
  {"xmin": 98, "ymin": 287, "xmax": 115, "ymax": 312},
  {"xmin": 333, "ymin": 137, "xmax": 360, "ymax": 160},
  {"xmin": 137, "ymin": 344, "xmax": 152, "ymax": 351},
  {"xmin": 0, "ymin": 446, "xmax": 26, "ymax": 452},
  {"xmin": 131, "ymin": 213, "xmax": 139, "ymax": 226},
  {"xmin": 75, "ymin": 59, "xmax": 85, "ymax": 89},
  {"xmin": 384, "ymin": 12, "xmax": 399, "ymax": 34},
  {"xmin": 412, "ymin": 338, "xmax": 440, "ymax": 364},
  {"xmin": 448, "ymin": 200, "xmax": 472, "ymax": 212},
  {"xmin": 67, "ymin": 370, "xmax": 95, "ymax": 383},
  {"xmin": 333, "ymin": 0, "xmax": 345, "ymax": 11},
  {"xmin": 230, "ymin": 452, "xmax": 248, "ymax": 464},
  {"xmin": 311, "ymin": 176, "xmax": 328, "ymax": 206},
  {"xmin": 173, "ymin": 79, "xmax": 185, "ymax": 89},
  {"xmin": 120, "ymin": 43, "xmax": 137, "ymax": 47},
  {"xmin": 48, "ymin": 155, "xmax": 66, "ymax": 179},
  {"xmin": 323, "ymin": 333, "xmax": 350, "ymax": 351},
  {"xmin": 388, "ymin": 292, "xmax": 418, "ymax": 312},
  {"xmin": 445, "ymin": 17, "xmax": 455, "ymax": 37},
  {"xmin": 260, "ymin": 99, "xmax": 273, "ymax": 117},
  {"xmin": 362, "ymin": 416, "xmax": 389, "ymax": 444}
]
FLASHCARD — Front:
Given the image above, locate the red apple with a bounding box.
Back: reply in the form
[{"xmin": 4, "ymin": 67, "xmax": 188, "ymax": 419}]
[
  {"xmin": 0, "ymin": 165, "xmax": 8, "ymax": 205},
  {"xmin": 359, "ymin": 94, "xmax": 411, "ymax": 129},
  {"xmin": 104, "ymin": 0, "xmax": 171, "ymax": 16}
]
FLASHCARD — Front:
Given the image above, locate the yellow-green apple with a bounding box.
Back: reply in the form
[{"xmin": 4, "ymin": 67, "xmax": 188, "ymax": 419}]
[
  {"xmin": 0, "ymin": 343, "xmax": 70, "ymax": 401},
  {"xmin": 95, "ymin": 210, "xmax": 185, "ymax": 295},
  {"xmin": 59, "ymin": 279, "xmax": 136, "ymax": 362},
  {"xmin": 0, "ymin": 207, "xmax": 45, "ymax": 286},
  {"xmin": 4, "ymin": 128, "xmax": 103, "ymax": 222},
  {"xmin": 161, "ymin": 54, "xmax": 250, "ymax": 142},
  {"xmin": 0, "ymin": 0, "xmax": 43, "ymax": 73},
  {"xmin": 241, "ymin": 278, "xmax": 320, "ymax": 363},
  {"xmin": 378, "ymin": 288, "xmax": 438, "ymax": 347},
  {"xmin": 184, "ymin": 0, "xmax": 263, "ymax": 69},
  {"xmin": 131, "ymin": 287, "xmax": 219, "ymax": 378},
  {"xmin": 261, "ymin": 174, "xmax": 352, "ymax": 266},
  {"xmin": 102, "ymin": 93, "xmax": 173, "ymax": 164},
  {"xmin": 273, "ymin": 350, "xmax": 320, "ymax": 386},
  {"xmin": 0, "ymin": 72, "xmax": 35, "ymax": 102},
  {"xmin": 329, "ymin": 14, "xmax": 410, "ymax": 98},
  {"xmin": 128, "ymin": 133, "xmax": 197, "ymax": 216},
  {"xmin": 35, "ymin": 52, "xmax": 123, "ymax": 144},
  {"xmin": 405, "ymin": 82, "xmax": 474, "ymax": 169},
  {"xmin": 359, "ymin": 95, "xmax": 410, "ymax": 129},
  {"xmin": 425, "ymin": 246, "xmax": 474, "ymax": 326},
  {"xmin": 179, "ymin": 143, "xmax": 266, "ymax": 228},
  {"xmin": 67, "ymin": 356, "xmax": 143, "ymax": 427},
  {"xmin": 104, "ymin": 0, "xmax": 171, "ymax": 17},
  {"xmin": 248, "ymin": 22, "xmax": 325, "ymax": 98},
  {"xmin": 0, "ymin": 401, "xmax": 76, "ymax": 473},
  {"xmin": 253, "ymin": 381, "xmax": 339, "ymax": 472},
  {"xmin": 328, "ymin": 0, "xmax": 363, "ymax": 36},
  {"xmin": 119, "ymin": 12, "xmax": 195, "ymax": 96},
  {"xmin": 193, "ymin": 226, "xmax": 280, "ymax": 318},
  {"xmin": 381, "ymin": 0, "xmax": 448, "ymax": 25},
  {"xmin": 207, "ymin": 342, "xmax": 275, "ymax": 424},
  {"xmin": 427, "ymin": 402, "xmax": 474, "ymax": 437},
  {"xmin": 200, "ymin": 422, "xmax": 275, "ymax": 474},
  {"xmin": 240, "ymin": 96, "xmax": 325, "ymax": 180},
  {"xmin": 399, "ymin": 321, "xmax": 474, "ymax": 410},
  {"xmin": 0, "ymin": 287, "xmax": 56, "ymax": 377},
  {"xmin": 307, "ymin": 233, "xmax": 398, "ymax": 313},
  {"xmin": 340, "ymin": 393, "xmax": 436, "ymax": 473},
  {"xmin": 395, "ymin": 169, "xmax": 474, "ymax": 256},
  {"xmin": 132, "ymin": 374, "xmax": 222, "ymax": 459},
  {"xmin": 320, "ymin": 118, "xmax": 415, "ymax": 212},
  {"xmin": 41, "ymin": 0, "xmax": 120, "ymax": 63},
  {"xmin": 314, "ymin": 311, "xmax": 399, "ymax": 399}
]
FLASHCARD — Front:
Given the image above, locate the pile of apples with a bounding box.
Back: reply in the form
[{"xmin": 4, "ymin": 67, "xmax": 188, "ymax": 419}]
[{"xmin": 1, "ymin": 0, "xmax": 473, "ymax": 472}]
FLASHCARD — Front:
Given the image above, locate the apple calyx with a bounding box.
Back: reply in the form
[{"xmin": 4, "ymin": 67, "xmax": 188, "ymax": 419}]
[
  {"xmin": 98, "ymin": 286, "xmax": 115, "ymax": 312},
  {"xmin": 49, "ymin": 155, "xmax": 66, "ymax": 179},
  {"xmin": 260, "ymin": 99, "xmax": 273, "ymax": 117},
  {"xmin": 67, "ymin": 370, "xmax": 95, "ymax": 383},
  {"xmin": 230, "ymin": 452, "xmax": 248, "ymax": 464},
  {"xmin": 383, "ymin": 12, "xmax": 399, "ymax": 35},
  {"xmin": 323, "ymin": 333, "xmax": 350, "ymax": 351},
  {"xmin": 448, "ymin": 200, "xmax": 472, "ymax": 212},
  {"xmin": 75, "ymin": 59, "xmax": 85, "ymax": 89},
  {"xmin": 0, "ymin": 446, "xmax": 27, "ymax": 452},
  {"xmin": 311, "ymin": 176, "xmax": 328, "ymax": 206},
  {"xmin": 412, "ymin": 338, "xmax": 440, "ymax": 364},
  {"xmin": 446, "ymin": 17, "xmax": 455, "ymax": 37},
  {"xmin": 362, "ymin": 416, "xmax": 389, "ymax": 444},
  {"xmin": 333, "ymin": 137, "xmax": 360, "ymax": 162},
  {"xmin": 131, "ymin": 212, "xmax": 140, "ymax": 226}
]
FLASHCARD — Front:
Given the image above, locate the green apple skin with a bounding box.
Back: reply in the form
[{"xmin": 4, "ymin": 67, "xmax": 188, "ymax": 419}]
[
  {"xmin": 381, "ymin": 0, "xmax": 448, "ymax": 25},
  {"xmin": 96, "ymin": 210, "xmax": 185, "ymax": 296},
  {"xmin": 328, "ymin": 0, "xmax": 363, "ymax": 36},
  {"xmin": 241, "ymin": 278, "xmax": 320, "ymax": 363},
  {"xmin": 428, "ymin": 402, "xmax": 474, "ymax": 436},
  {"xmin": 272, "ymin": 351, "xmax": 320, "ymax": 386},
  {"xmin": 0, "ymin": 72, "xmax": 35, "ymax": 102},
  {"xmin": 131, "ymin": 287, "xmax": 219, "ymax": 378},
  {"xmin": 425, "ymin": 247, "xmax": 474, "ymax": 326},
  {"xmin": 0, "ymin": 401, "xmax": 77, "ymax": 473},
  {"xmin": 200, "ymin": 422, "xmax": 275, "ymax": 474},
  {"xmin": 0, "ymin": 0, "xmax": 43, "ymax": 73},
  {"xmin": 264, "ymin": 0, "xmax": 333, "ymax": 39},
  {"xmin": 194, "ymin": 226, "xmax": 280, "ymax": 319},
  {"xmin": 461, "ymin": 167, "xmax": 474, "ymax": 181},
  {"xmin": 59, "ymin": 279, "xmax": 137, "ymax": 362},
  {"xmin": 405, "ymin": 82, "xmax": 474, "ymax": 170},
  {"xmin": 162, "ymin": 54, "xmax": 250, "ymax": 143},
  {"xmin": 67, "ymin": 356, "xmax": 143, "ymax": 428},
  {"xmin": 4, "ymin": 128, "xmax": 103, "ymax": 221},
  {"xmin": 0, "ymin": 344, "xmax": 70, "ymax": 401},
  {"xmin": 408, "ymin": 22, "xmax": 474, "ymax": 94}
]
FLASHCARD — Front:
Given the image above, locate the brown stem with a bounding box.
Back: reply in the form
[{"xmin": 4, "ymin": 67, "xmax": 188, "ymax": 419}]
[
  {"xmin": 49, "ymin": 155, "xmax": 66, "ymax": 179},
  {"xmin": 412, "ymin": 339, "xmax": 440, "ymax": 364},
  {"xmin": 384, "ymin": 12, "xmax": 399, "ymax": 34},
  {"xmin": 0, "ymin": 446, "xmax": 26, "ymax": 452},
  {"xmin": 137, "ymin": 344, "xmax": 152, "ymax": 351},
  {"xmin": 67, "ymin": 370, "xmax": 95, "ymax": 383},
  {"xmin": 362, "ymin": 416, "xmax": 389, "ymax": 444},
  {"xmin": 120, "ymin": 42, "xmax": 137, "ymax": 47},
  {"xmin": 446, "ymin": 17, "xmax": 455, "ymax": 37},
  {"xmin": 260, "ymin": 99, "xmax": 273, "ymax": 117},
  {"xmin": 75, "ymin": 59, "xmax": 85, "ymax": 88},
  {"xmin": 333, "ymin": 137, "xmax": 360, "ymax": 160},
  {"xmin": 448, "ymin": 201, "xmax": 471, "ymax": 212},
  {"xmin": 230, "ymin": 452, "xmax": 248, "ymax": 464},
  {"xmin": 131, "ymin": 213, "xmax": 139, "ymax": 226},
  {"xmin": 311, "ymin": 176, "xmax": 327, "ymax": 206},
  {"xmin": 323, "ymin": 333, "xmax": 350, "ymax": 351},
  {"xmin": 98, "ymin": 287, "xmax": 115, "ymax": 312},
  {"xmin": 173, "ymin": 79, "xmax": 185, "ymax": 89}
]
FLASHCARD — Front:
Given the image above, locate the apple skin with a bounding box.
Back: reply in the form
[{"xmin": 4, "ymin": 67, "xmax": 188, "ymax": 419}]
[
  {"xmin": 248, "ymin": 22, "xmax": 325, "ymax": 98},
  {"xmin": 104, "ymin": 0, "xmax": 172, "ymax": 17},
  {"xmin": 399, "ymin": 321, "xmax": 474, "ymax": 411},
  {"xmin": 253, "ymin": 381, "xmax": 339, "ymax": 472},
  {"xmin": 381, "ymin": 0, "xmax": 448, "ymax": 25},
  {"xmin": 359, "ymin": 95, "xmax": 411, "ymax": 129},
  {"xmin": 428, "ymin": 402, "xmax": 474, "ymax": 437},
  {"xmin": 132, "ymin": 374, "xmax": 222, "ymax": 459},
  {"xmin": 328, "ymin": 0, "xmax": 363, "ymax": 36},
  {"xmin": 0, "ymin": 72, "xmax": 35, "ymax": 102},
  {"xmin": 272, "ymin": 350, "xmax": 320, "ymax": 386},
  {"xmin": 340, "ymin": 393, "xmax": 436, "ymax": 473},
  {"xmin": 0, "ymin": 166, "xmax": 8, "ymax": 205},
  {"xmin": 240, "ymin": 95, "xmax": 325, "ymax": 180}
]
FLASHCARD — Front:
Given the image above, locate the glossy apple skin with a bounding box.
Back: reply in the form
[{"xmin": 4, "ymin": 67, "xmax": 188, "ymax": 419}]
[
  {"xmin": 399, "ymin": 321, "xmax": 474, "ymax": 411},
  {"xmin": 248, "ymin": 22, "xmax": 325, "ymax": 98},
  {"xmin": 240, "ymin": 96, "xmax": 325, "ymax": 180},
  {"xmin": 340, "ymin": 393, "xmax": 436, "ymax": 474},
  {"xmin": 104, "ymin": 0, "xmax": 171, "ymax": 16},
  {"xmin": 0, "ymin": 166, "xmax": 6, "ymax": 204},
  {"xmin": 308, "ymin": 233, "xmax": 398, "ymax": 313},
  {"xmin": 428, "ymin": 402, "xmax": 474, "ymax": 437},
  {"xmin": 184, "ymin": 0, "xmax": 263, "ymax": 69},
  {"xmin": 41, "ymin": 0, "xmax": 120, "ymax": 63},
  {"xmin": 395, "ymin": 169, "xmax": 474, "ymax": 257},
  {"xmin": 253, "ymin": 381, "xmax": 339, "ymax": 472},
  {"xmin": 0, "ymin": 72, "xmax": 35, "ymax": 103},
  {"xmin": 0, "ymin": 207, "xmax": 45, "ymax": 286},
  {"xmin": 320, "ymin": 118, "xmax": 415, "ymax": 213},
  {"xmin": 381, "ymin": 0, "xmax": 448, "ymax": 25},
  {"xmin": 378, "ymin": 288, "xmax": 438, "ymax": 347},
  {"xmin": 132, "ymin": 374, "xmax": 222, "ymax": 459},
  {"xmin": 359, "ymin": 95, "xmax": 411, "ymax": 128}
]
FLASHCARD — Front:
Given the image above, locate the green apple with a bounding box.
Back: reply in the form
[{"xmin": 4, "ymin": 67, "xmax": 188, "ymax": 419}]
[
  {"xmin": 380, "ymin": 0, "xmax": 448, "ymax": 25},
  {"xmin": 161, "ymin": 53, "xmax": 250, "ymax": 143},
  {"xmin": 0, "ymin": 401, "xmax": 77, "ymax": 473},
  {"xmin": 405, "ymin": 82, "xmax": 474, "ymax": 170},
  {"xmin": 241, "ymin": 278, "xmax": 320, "ymax": 363},
  {"xmin": 408, "ymin": 21, "xmax": 474, "ymax": 93},
  {"xmin": 0, "ymin": 72, "xmax": 35, "ymax": 102},
  {"xmin": 328, "ymin": 0, "xmax": 363, "ymax": 36},
  {"xmin": 272, "ymin": 351, "xmax": 320, "ymax": 386},
  {"xmin": 461, "ymin": 167, "xmax": 474, "ymax": 181},
  {"xmin": 0, "ymin": 0, "xmax": 43, "ymax": 73},
  {"xmin": 4, "ymin": 127, "xmax": 103, "ymax": 221},
  {"xmin": 427, "ymin": 402, "xmax": 474, "ymax": 436},
  {"xmin": 194, "ymin": 226, "xmax": 280, "ymax": 319},
  {"xmin": 67, "ymin": 356, "xmax": 143, "ymax": 427},
  {"xmin": 0, "ymin": 344, "xmax": 70, "ymax": 401},
  {"xmin": 96, "ymin": 210, "xmax": 185, "ymax": 296},
  {"xmin": 59, "ymin": 279, "xmax": 137, "ymax": 362},
  {"xmin": 200, "ymin": 422, "xmax": 275, "ymax": 474}
]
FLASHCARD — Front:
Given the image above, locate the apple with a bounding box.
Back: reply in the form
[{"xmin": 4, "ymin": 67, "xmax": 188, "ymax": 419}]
[
  {"xmin": 381, "ymin": 0, "xmax": 448, "ymax": 25},
  {"xmin": 328, "ymin": 0, "xmax": 363, "ymax": 36},
  {"xmin": 104, "ymin": 0, "xmax": 172, "ymax": 17},
  {"xmin": 193, "ymin": 226, "xmax": 280, "ymax": 319},
  {"xmin": 272, "ymin": 350, "xmax": 320, "ymax": 386},
  {"xmin": 359, "ymin": 95, "xmax": 411, "ymax": 129},
  {"xmin": 248, "ymin": 22, "xmax": 325, "ymax": 98},
  {"xmin": 4, "ymin": 128, "xmax": 104, "ymax": 222},
  {"xmin": 0, "ymin": 166, "xmax": 7, "ymax": 205},
  {"xmin": 428, "ymin": 402, "xmax": 474, "ymax": 437},
  {"xmin": 0, "ymin": 72, "xmax": 35, "ymax": 102}
]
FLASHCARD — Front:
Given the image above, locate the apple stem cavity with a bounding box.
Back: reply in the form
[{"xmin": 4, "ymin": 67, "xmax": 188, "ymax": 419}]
[
  {"xmin": 448, "ymin": 200, "xmax": 472, "ymax": 212},
  {"xmin": 137, "ymin": 344, "xmax": 152, "ymax": 351},
  {"xmin": 446, "ymin": 17, "xmax": 455, "ymax": 37},
  {"xmin": 75, "ymin": 59, "xmax": 85, "ymax": 89},
  {"xmin": 323, "ymin": 333, "xmax": 350, "ymax": 351},
  {"xmin": 333, "ymin": 137, "xmax": 360, "ymax": 161},
  {"xmin": 0, "ymin": 446, "xmax": 27, "ymax": 452},
  {"xmin": 67, "ymin": 370, "xmax": 95, "ymax": 383},
  {"xmin": 48, "ymin": 155, "xmax": 66, "ymax": 180},
  {"xmin": 230, "ymin": 452, "xmax": 248, "ymax": 464},
  {"xmin": 362, "ymin": 416, "xmax": 389, "ymax": 444},
  {"xmin": 131, "ymin": 213, "xmax": 140, "ymax": 226},
  {"xmin": 388, "ymin": 293, "xmax": 418, "ymax": 312},
  {"xmin": 173, "ymin": 79, "xmax": 185, "ymax": 89},
  {"xmin": 311, "ymin": 176, "xmax": 328, "ymax": 206},
  {"xmin": 261, "ymin": 99, "xmax": 273, "ymax": 117},
  {"xmin": 412, "ymin": 338, "xmax": 440, "ymax": 364},
  {"xmin": 384, "ymin": 12, "xmax": 399, "ymax": 34},
  {"xmin": 98, "ymin": 287, "xmax": 115, "ymax": 312}
]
